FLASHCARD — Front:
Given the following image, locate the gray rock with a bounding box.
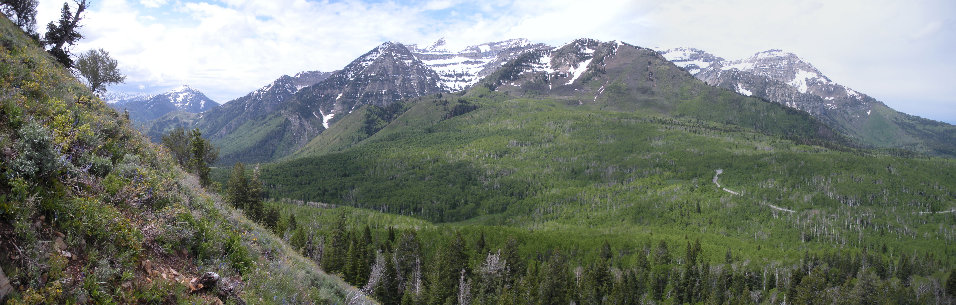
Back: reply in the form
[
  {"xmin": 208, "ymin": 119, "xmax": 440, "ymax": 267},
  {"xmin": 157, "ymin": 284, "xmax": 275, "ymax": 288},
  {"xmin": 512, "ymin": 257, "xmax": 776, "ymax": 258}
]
[{"xmin": 1, "ymin": 266, "xmax": 13, "ymax": 301}]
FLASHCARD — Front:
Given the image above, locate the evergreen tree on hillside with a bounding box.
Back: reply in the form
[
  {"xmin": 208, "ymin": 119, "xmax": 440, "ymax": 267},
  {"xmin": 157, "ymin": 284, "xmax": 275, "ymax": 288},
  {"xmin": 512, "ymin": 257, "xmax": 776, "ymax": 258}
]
[
  {"xmin": 226, "ymin": 162, "xmax": 265, "ymax": 220},
  {"xmin": 226, "ymin": 162, "xmax": 248, "ymax": 209},
  {"xmin": 43, "ymin": 0, "xmax": 87, "ymax": 68},
  {"xmin": 428, "ymin": 232, "xmax": 469, "ymax": 305},
  {"xmin": 323, "ymin": 211, "xmax": 349, "ymax": 275},
  {"xmin": 161, "ymin": 127, "xmax": 190, "ymax": 166},
  {"xmin": 188, "ymin": 128, "xmax": 217, "ymax": 187}
]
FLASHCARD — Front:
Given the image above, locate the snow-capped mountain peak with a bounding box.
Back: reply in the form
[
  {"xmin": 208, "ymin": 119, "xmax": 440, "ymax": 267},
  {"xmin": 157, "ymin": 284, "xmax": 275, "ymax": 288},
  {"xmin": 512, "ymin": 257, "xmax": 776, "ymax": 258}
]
[
  {"xmin": 659, "ymin": 46, "xmax": 873, "ymax": 118},
  {"xmin": 408, "ymin": 38, "xmax": 548, "ymax": 91},
  {"xmin": 656, "ymin": 47, "xmax": 725, "ymax": 76}
]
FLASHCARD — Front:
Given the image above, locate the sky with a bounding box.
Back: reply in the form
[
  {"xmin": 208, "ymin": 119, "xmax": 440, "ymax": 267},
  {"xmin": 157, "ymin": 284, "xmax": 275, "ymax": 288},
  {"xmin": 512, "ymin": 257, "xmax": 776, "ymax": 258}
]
[{"xmin": 35, "ymin": 0, "xmax": 956, "ymax": 123}]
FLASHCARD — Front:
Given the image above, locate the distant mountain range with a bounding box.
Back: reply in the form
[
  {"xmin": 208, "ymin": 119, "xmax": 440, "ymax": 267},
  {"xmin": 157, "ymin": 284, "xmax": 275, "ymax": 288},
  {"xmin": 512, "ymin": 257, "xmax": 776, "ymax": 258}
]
[
  {"xmin": 125, "ymin": 38, "xmax": 954, "ymax": 164},
  {"xmin": 658, "ymin": 47, "xmax": 956, "ymax": 156},
  {"xmin": 108, "ymin": 85, "xmax": 218, "ymax": 122}
]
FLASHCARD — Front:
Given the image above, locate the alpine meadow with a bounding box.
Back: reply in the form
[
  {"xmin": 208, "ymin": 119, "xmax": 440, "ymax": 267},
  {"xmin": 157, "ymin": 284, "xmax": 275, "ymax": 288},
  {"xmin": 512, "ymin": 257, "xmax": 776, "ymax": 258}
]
[{"xmin": 1, "ymin": 1, "xmax": 955, "ymax": 304}]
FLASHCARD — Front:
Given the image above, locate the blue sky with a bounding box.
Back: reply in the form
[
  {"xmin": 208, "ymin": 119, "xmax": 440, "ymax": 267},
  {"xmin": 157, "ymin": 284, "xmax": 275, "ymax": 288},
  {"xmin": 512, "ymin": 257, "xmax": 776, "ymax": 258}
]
[{"xmin": 36, "ymin": 0, "xmax": 956, "ymax": 123}]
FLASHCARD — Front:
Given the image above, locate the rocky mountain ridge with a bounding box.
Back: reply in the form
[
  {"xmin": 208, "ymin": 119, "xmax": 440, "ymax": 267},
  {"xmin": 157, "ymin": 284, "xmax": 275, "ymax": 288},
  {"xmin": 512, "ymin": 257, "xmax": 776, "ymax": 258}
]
[
  {"xmin": 110, "ymin": 85, "xmax": 218, "ymax": 122},
  {"xmin": 657, "ymin": 47, "xmax": 956, "ymax": 156},
  {"xmin": 408, "ymin": 38, "xmax": 550, "ymax": 91}
]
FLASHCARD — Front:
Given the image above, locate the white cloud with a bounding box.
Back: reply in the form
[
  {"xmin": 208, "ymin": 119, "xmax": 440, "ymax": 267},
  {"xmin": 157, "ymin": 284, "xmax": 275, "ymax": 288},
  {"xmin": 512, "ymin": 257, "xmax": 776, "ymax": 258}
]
[{"xmin": 139, "ymin": 0, "xmax": 168, "ymax": 8}]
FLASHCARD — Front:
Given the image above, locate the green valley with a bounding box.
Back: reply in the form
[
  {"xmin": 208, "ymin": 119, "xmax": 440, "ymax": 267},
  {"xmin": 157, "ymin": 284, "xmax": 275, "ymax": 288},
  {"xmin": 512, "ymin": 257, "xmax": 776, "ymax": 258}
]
[{"xmin": 255, "ymin": 84, "xmax": 956, "ymax": 303}]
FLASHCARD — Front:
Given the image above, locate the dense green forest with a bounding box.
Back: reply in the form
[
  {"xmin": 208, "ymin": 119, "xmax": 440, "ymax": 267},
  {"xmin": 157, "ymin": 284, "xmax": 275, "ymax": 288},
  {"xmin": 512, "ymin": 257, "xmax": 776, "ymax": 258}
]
[{"xmin": 252, "ymin": 86, "xmax": 956, "ymax": 304}]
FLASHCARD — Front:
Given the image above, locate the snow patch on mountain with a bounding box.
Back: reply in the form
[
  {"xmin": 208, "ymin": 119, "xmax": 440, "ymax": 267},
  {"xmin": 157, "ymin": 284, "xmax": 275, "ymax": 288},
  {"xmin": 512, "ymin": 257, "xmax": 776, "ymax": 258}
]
[
  {"xmin": 566, "ymin": 58, "xmax": 592, "ymax": 85},
  {"xmin": 409, "ymin": 38, "xmax": 544, "ymax": 91},
  {"xmin": 735, "ymin": 83, "xmax": 752, "ymax": 96},
  {"xmin": 788, "ymin": 70, "xmax": 818, "ymax": 93}
]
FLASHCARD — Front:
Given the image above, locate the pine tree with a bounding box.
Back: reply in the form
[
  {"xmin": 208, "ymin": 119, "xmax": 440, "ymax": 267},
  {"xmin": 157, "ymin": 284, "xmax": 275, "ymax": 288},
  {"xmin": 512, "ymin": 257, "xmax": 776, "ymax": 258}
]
[
  {"xmin": 428, "ymin": 232, "xmax": 469, "ymax": 305},
  {"xmin": 246, "ymin": 164, "xmax": 264, "ymax": 220},
  {"xmin": 651, "ymin": 241, "xmax": 671, "ymax": 301},
  {"xmin": 375, "ymin": 249, "xmax": 401, "ymax": 305},
  {"xmin": 345, "ymin": 237, "xmax": 360, "ymax": 285},
  {"xmin": 395, "ymin": 231, "xmax": 422, "ymax": 294},
  {"xmin": 43, "ymin": 0, "xmax": 86, "ymax": 68},
  {"xmin": 475, "ymin": 232, "xmax": 486, "ymax": 256},
  {"xmin": 226, "ymin": 162, "xmax": 248, "ymax": 209},
  {"xmin": 354, "ymin": 225, "xmax": 374, "ymax": 286},
  {"xmin": 323, "ymin": 211, "xmax": 349, "ymax": 275},
  {"xmin": 537, "ymin": 251, "xmax": 570, "ymax": 305},
  {"xmin": 188, "ymin": 128, "xmax": 216, "ymax": 187},
  {"xmin": 501, "ymin": 238, "xmax": 524, "ymax": 285},
  {"xmin": 161, "ymin": 127, "xmax": 190, "ymax": 167}
]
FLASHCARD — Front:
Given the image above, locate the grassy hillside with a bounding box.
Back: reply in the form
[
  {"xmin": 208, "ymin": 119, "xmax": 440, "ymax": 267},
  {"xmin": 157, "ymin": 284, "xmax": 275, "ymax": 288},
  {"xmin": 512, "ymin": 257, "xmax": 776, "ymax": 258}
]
[
  {"xmin": 261, "ymin": 80, "xmax": 956, "ymax": 303},
  {"xmin": 0, "ymin": 16, "xmax": 366, "ymax": 304}
]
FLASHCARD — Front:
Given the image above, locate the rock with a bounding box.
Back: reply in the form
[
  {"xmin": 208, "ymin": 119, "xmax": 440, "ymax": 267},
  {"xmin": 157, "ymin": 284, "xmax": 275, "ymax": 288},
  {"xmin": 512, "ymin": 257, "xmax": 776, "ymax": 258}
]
[
  {"xmin": 53, "ymin": 237, "xmax": 67, "ymax": 251},
  {"xmin": 198, "ymin": 272, "xmax": 220, "ymax": 287},
  {"xmin": 189, "ymin": 272, "xmax": 220, "ymax": 293},
  {"xmin": 0, "ymin": 266, "xmax": 13, "ymax": 301},
  {"xmin": 216, "ymin": 276, "xmax": 244, "ymax": 305}
]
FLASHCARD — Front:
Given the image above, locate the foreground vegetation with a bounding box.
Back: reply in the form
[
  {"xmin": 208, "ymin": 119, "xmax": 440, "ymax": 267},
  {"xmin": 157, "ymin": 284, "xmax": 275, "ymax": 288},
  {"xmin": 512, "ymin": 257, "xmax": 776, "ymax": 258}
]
[{"xmin": 0, "ymin": 16, "xmax": 363, "ymax": 303}]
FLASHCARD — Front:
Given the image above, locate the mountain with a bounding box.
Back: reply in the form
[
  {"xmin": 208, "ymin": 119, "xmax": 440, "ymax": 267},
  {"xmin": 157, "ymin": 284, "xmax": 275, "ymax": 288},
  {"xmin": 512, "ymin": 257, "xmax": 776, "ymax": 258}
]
[
  {"xmin": 111, "ymin": 85, "xmax": 218, "ymax": 122},
  {"xmin": 407, "ymin": 38, "xmax": 550, "ymax": 91},
  {"xmin": 257, "ymin": 38, "xmax": 955, "ymax": 304},
  {"xmin": 659, "ymin": 47, "xmax": 956, "ymax": 156},
  {"xmin": 0, "ymin": 16, "xmax": 365, "ymax": 304},
  {"xmin": 154, "ymin": 42, "xmax": 456, "ymax": 165},
  {"xmin": 101, "ymin": 91, "xmax": 152, "ymax": 104},
  {"xmin": 142, "ymin": 70, "xmax": 332, "ymax": 160},
  {"xmin": 291, "ymin": 42, "xmax": 445, "ymax": 128},
  {"xmin": 152, "ymin": 40, "xmax": 553, "ymax": 164}
]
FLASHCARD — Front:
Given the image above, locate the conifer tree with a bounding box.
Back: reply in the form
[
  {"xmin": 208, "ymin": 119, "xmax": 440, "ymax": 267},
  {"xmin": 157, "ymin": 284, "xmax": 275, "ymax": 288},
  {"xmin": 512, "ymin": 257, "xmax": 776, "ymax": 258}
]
[
  {"xmin": 43, "ymin": 0, "xmax": 86, "ymax": 67},
  {"xmin": 226, "ymin": 162, "xmax": 248, "ymax": 209},
  {"xmin": 537, "ymin": 251, "xmax": 570, "ymax": 305},
  {"xmin": 375, "ymin": 249, "xmax": 401, "ymax": 305},
  {"xmin": 345, "ymin": 237, "xmax": 359, "ymax": 285},
  {"xmin": 501, "ymin": 238, "xmax": 524, "ymax": 284},
  {"xmin": 395, "ymin": 232, "xmax": 422, "ymax": 294},
  {"xmin": 188, "ymin": 128, "xmax": 216, "ymax": 187},
  {"xmin": 428, "ymin": 232, "xmax": 469, "ymax": 305},
  {"xmin": 161, "ymin": 127, "xmax": 190, "ymax": 167},
  {"xmin": 323, "ymin": 211, "xmax": 349, "ymax": 274}
]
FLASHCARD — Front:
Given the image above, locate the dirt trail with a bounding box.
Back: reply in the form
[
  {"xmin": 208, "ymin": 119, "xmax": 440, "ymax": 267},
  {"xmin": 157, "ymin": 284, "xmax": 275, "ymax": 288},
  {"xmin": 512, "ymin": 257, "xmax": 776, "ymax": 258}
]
[
  {"xmin": 917, "ymin": 209, "xmax": 956, "ymax": 215},
  {"xmin": 713, "ymin": 169, "xmax": 794, "ymax": 213},
  {"xmin": 713, "ymin": 169, "xmax": 740, "ymax": 195}
]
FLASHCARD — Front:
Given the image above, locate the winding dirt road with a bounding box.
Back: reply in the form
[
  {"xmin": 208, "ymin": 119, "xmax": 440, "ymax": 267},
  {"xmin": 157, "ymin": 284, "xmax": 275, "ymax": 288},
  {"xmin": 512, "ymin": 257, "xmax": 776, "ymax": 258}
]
[{"xmin": 713, "ymin": 169, "xmax": 794, "ymax": 213}]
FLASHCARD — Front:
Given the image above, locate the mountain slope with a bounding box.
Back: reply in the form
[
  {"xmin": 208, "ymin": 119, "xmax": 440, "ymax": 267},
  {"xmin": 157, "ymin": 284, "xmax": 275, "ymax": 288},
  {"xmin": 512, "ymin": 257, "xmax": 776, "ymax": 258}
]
[
  {"xmin": 659, "ymin": 48, "xmax": 956, "ymax": 157},
  {"xmin": 194, "ymin": 42, "xmax": 446, "ymax": 164},
  {"xmin": 0, "ymin": 16, "xmax": 365, "ymax": 304},
  {"xmin": 256, "ymin": 40, "xmax": 955, "ymax": 304},
  {"xmin": 140, "ymin": 70, "xmax": 332, "ymax": 164},
  {"xmin": 481, "ymin": 39, "xmax": 842, "ymax": 145},
  {"xmin": 111, "ymin": 85, "xmax": 218, "ymax": 122}
]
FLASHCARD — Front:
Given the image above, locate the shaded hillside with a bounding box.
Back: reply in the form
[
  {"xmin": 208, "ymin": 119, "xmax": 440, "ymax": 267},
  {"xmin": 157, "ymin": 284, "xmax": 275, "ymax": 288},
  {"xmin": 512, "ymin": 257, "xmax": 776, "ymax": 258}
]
[{"xmin": 0, "ymin": 16, "xmax": 365, "ymax": 304}]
